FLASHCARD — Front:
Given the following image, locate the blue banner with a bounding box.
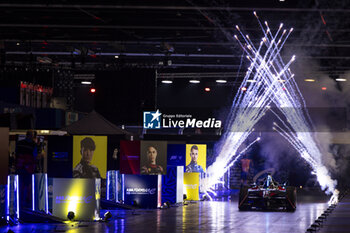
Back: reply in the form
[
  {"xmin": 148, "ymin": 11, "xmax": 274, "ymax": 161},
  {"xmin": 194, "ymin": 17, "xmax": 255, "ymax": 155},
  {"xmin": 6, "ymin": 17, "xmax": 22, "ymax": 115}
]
[
  {"xmin": 167, "ymin": 144, "xmax": 186, "ymax": 167},
  {"xmin": 162, "ymin": 166, "xmax": 177, "ymax": 204},
  {"xmin": 124, "ymin": 175, "xmax": 159, "ymax": 209}
]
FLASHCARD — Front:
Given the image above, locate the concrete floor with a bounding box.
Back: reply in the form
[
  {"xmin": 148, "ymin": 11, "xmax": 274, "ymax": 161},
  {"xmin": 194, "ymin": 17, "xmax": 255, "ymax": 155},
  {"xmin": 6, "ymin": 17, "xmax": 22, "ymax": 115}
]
[{"xmin": 0, "ymin": 194, "xmax": 330, "ymax": 233}]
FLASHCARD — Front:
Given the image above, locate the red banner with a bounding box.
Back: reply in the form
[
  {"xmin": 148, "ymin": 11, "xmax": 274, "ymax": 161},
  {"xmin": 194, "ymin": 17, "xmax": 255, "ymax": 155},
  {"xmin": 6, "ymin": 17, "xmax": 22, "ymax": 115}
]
[{"xmin": 120, "ymin": 141, "xmax": 140, "ymax": 174}]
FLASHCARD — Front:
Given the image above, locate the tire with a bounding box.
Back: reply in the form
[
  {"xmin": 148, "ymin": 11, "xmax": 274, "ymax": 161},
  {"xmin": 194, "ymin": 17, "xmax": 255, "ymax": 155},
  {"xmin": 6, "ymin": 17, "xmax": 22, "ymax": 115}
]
[
  {"xmin": 238, "ymin": 186, "xmax": 249, "ymax": 210},
  {"xmin": 286, "ymin": 187, "xmax": 297, "ymax": 212}
]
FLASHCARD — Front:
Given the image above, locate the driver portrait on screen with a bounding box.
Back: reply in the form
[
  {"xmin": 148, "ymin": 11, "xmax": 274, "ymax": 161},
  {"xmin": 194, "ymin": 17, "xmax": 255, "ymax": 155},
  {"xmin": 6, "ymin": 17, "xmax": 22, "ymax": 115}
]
[
  {"xmin": 73, "ymin": 137, "xmax": 101, "ymax": 178},
  {"xmin": 186, "ymin": 145, "xmax": 204, "ymax": 173},
  {"xmin": 141, "ymin": 146, "xmax": 164, "ymax": 175}
]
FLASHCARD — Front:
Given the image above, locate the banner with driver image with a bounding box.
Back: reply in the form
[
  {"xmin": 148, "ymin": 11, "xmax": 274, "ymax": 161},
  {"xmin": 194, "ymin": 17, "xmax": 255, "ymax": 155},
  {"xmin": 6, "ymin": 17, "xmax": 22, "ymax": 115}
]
[
  {"xmin": 185, "ymin": 144, "xmax": 206, "ymax": 173},
  {"xmin": 140, "ymin": 141, "xmax": 167, "ymax": 175},
  {"xmin": 73, "ymin": 136, "xmax": 107, "ymax": 179}
]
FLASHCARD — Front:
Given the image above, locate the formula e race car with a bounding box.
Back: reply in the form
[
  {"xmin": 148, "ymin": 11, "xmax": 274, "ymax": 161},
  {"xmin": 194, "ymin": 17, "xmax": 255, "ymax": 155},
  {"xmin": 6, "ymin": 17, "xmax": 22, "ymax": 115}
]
[{"xmin": 238, "ymin": 174, "xmax": 297, "ymax": 211}]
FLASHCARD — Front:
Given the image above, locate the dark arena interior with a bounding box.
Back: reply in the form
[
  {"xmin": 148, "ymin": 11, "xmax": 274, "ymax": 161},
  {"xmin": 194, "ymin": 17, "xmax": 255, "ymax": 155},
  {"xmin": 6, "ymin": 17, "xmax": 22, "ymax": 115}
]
[{"xmin": 0, "ymin": 1, "xmax": 350, "ymax": 233}]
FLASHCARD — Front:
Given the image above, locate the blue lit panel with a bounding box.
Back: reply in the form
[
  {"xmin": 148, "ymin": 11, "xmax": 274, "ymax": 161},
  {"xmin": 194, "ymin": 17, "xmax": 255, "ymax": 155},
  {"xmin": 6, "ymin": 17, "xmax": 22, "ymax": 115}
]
[
  {"xmin": 32, "ymin": 173, "xmax": 49, "ymax": 213},
  {"xmin": 7, "ymin": 175, "xmax": 19, "ymax": 220}
]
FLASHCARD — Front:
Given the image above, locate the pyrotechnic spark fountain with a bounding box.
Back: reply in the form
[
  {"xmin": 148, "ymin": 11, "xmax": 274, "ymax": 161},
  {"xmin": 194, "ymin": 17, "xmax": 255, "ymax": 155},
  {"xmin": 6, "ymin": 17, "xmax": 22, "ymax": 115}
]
[{"xmin": 202, "ymin": 12, "xmax": 338, "ymax": 204}]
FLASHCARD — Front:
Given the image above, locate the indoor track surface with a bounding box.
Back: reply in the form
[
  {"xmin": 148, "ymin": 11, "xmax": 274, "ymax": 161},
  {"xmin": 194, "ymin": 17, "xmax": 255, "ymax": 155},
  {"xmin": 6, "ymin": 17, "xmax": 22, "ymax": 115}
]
[{"xmin": 0, "ymin": 192, "xmax": 331, "ymax": 233}]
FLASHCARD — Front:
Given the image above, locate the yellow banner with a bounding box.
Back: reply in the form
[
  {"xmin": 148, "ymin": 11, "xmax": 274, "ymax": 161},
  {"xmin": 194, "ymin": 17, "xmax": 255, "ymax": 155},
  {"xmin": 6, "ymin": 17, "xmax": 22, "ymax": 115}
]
[{"xmin": 183, "ymin": 173, "xmax": 199, "ymax": 201}]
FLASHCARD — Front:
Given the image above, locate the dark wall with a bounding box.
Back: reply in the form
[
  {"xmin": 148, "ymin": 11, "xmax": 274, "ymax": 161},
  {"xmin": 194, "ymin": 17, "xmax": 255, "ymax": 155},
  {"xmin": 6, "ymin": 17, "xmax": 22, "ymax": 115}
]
[
  {"xmin": 107, "ymin": 135, "xmax": 123, "ymax": 171},
  {"xmin": 95, "ymin": 69, "xmax": 156, "ymax": 125},
  {"xmin": 0, "ymin": 87, "xmax": 19, "ymax": 104},
  {"xmin": 0, "ymin": 127, "xmax": 9, "ymax": 185},
  {"xmin": 74, "ymin": 86, "xmax": 95, "ymax": 112},
  {"xmin": 0, "ymin": 70, "xmax": 52, "ymax": 86},
  {"xmin": 47, "ymin": 135, "xmax": 73, "ymax": 178},
  {"xmin": 157, "ymin": 79, "xmax": 234, "ymax": 109},
  {"xmin": 157, "ymin": 79, "xmax": 235, "ymax": 122},
  {"xmin": 35, "ymin": 108, "xmax": 65, "ymax": 129},
  {"xmin": 0, "ymin": 71, "xmax": 52, "ymax": 105}
]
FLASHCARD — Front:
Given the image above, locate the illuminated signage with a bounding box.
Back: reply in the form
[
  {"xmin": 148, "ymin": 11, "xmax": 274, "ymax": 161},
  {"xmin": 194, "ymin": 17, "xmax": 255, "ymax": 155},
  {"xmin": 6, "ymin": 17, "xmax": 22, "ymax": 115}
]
[
  {"xmin": 184, "ymin": 184, "xmax": 198, "ymax": 189},
  {"xmin": 55, "ymin": 195, "xmax": 93, "ymax": 204},
  {"xmin": 126, "ymin": 188, "xmax": 156, "ymax": 195},
  {"xmin": 52, "ymin": 178, "xmax": 100, "ymax": 221},
  {"xmin": 124, "ymin": 175, "xmax": 161, "ymax": 208}
]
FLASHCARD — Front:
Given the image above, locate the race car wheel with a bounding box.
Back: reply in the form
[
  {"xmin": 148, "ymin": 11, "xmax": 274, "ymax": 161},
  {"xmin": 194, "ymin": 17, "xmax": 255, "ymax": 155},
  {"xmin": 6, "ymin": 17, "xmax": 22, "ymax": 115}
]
[
  {"xmin": 238, "ymin": 186, "xmax": 249, "ymax": 211},
  {"xmin": 286, "ymin": 187, "xmax": 297, "ymax": 212}
]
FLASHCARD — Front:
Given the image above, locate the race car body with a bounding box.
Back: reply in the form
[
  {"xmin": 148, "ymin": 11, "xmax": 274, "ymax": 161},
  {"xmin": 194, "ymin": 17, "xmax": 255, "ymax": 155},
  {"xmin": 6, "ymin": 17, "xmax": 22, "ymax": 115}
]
[{"xmin": 238, "ymin": 174, "xmax": 296, "ymax": 211}]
